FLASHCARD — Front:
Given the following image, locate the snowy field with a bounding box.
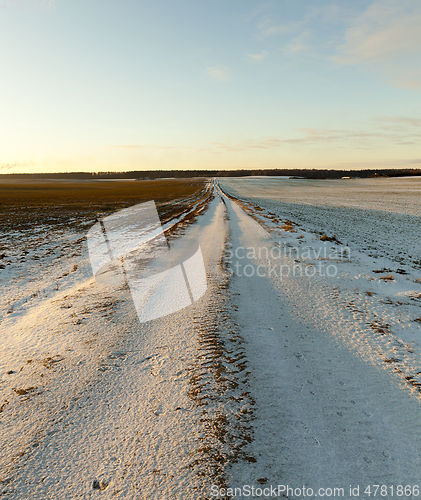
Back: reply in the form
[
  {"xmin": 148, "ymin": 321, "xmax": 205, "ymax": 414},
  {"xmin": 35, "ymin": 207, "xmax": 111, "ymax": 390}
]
[
  {"xmin": 221, "ymin": 176, "xmax": 421, "ymax": 269},
  {"xmin": 1, "ymin": 176, "xmax": 421, "ymax": 499}
]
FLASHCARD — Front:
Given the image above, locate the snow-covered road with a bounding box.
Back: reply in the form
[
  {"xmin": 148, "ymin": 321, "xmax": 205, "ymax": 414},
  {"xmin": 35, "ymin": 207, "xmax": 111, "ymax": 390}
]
[{"xmin": 2, "ymin": 179, "xmax": 421, "ymax": 499}]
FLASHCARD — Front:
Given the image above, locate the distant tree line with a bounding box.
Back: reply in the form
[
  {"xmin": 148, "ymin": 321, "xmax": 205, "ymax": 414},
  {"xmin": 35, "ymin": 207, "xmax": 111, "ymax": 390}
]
[{"xmin": 1, "ymin": 168, "xmax": 421, "ymax": 180}]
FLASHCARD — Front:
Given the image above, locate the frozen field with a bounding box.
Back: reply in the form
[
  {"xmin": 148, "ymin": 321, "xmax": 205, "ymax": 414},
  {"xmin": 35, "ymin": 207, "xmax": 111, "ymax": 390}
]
[
  {"xmin": 221, "ymin": 176, "xmax": 421, "ymax": 269},
  {"xmin": 1, "ymin": 177, "xmax": 421, "ymax": 498}
]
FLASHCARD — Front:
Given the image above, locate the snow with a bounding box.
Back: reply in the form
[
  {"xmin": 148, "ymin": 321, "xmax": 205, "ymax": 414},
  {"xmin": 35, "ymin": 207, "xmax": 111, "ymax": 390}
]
[
  {"xmin": 218, "ymin": 182, "xmax": 421, "ymax": 492},
  {"xmin": 1, "ymin": 193, "xmax": 234, "ymax": 498},
  {"xmin": 1, "ymin": 176, "xmax": 421, "ymax": 498}
]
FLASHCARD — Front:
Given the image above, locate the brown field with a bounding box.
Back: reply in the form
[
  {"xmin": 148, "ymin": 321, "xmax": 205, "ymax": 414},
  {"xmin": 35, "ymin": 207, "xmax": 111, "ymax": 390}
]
[{"xmin": 0, "ymin": 178, "xmax": 207, "ymax": 232}]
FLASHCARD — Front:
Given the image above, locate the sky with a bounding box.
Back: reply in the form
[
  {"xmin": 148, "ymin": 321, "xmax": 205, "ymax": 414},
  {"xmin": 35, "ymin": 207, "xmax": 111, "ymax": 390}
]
[{"xmin": 0, "ymin": 0, "xmax": 421, "ymax": 173}]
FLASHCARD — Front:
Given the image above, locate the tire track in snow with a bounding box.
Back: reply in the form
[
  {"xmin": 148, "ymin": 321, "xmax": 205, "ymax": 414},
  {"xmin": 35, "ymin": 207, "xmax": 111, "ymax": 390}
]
[{"xmin": 186, "ymin": 203, "xmax": 256, "ymax": 492}]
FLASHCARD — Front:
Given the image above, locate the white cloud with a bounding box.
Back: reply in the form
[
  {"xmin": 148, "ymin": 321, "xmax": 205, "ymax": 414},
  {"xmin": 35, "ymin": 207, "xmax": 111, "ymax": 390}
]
[
  {"xmin": 256, "ymin": 5, "xmax": 350, "ymax": 40},
  {"xmin": 104, "ymin": 144, "xmax": 194, "ymax": 151},
  {"xmin": 373, "ymin": 116, "xmax": 421, "ymax": 127},
  {"xmin": 256, "ymin": 8, "xmax": 345, "ymax": 58},
  {"xmin": 280, "ymin": 31, "xmax": 312, "ymax": 55},
  {"xmin": 332, "ymin": 0, "xmax": 421, "ymax": 88},
  {"xmin": 390, "ymin": 72, "xmax": 421, "ymax": 90},
  {"xmin": 205, "ymin": 65, "xmax": 231, "ymax": 82},
  {"xmin": 335, "ymin": 2, "xmax": 421, "ymax": 64},
  {"xmin": 204, "ymin": 118, "xmax": 421, "ymax": 154},
  {"xmin": 255, "ymin": 1, "xmax": 421, "ymax": 89},
  {"xmin": 257, "ymin": 17, "xmax": 300, "ymax": 38},
  {"xmin": 246, "ymin": 51, "xmax": 267, "ymax": 61}
]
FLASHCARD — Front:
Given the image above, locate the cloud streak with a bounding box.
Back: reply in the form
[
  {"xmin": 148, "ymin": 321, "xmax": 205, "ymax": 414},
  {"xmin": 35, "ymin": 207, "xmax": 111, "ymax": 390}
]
[
  {"xmin": 333, "ymin": 0, "xmax": 421, "ymax": 65},
  {"xmin": 203, "ymin": 118, "xmax": 421, "ymax": 153},
  {"xmin": 254, "ymin": 1, "xmax": 421, "ymax": 89},
  {"xmin": 204, "ymin": 65, "xmax": 231, "ymax": 82},
  {"xmin": 104, "ymin": 117, "xmax": 421, "ymax": 158},
  {"xmin": 374, "ymin": 116, "xmax": 421, "ymax": 127},
  {"xmin": 256, "ymin": 15, "xmax": 305, "ymax": 38},
  {"xmin": 0, "ymin": 161, "xmax": 29, "ymax": 171},
  {"xmin": 331, "ymin": 0, "xmax": 421, "ymax": 89},
  {"xmin": 246, "ymin": 51, "xmax": 268, "ymax": 61}
]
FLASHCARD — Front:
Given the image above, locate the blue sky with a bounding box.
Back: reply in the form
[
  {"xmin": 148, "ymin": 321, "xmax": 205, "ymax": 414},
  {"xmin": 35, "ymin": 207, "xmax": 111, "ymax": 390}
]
[{"xmin": 1, "ymin": 0, "xmax": 420, "ymax": 172}]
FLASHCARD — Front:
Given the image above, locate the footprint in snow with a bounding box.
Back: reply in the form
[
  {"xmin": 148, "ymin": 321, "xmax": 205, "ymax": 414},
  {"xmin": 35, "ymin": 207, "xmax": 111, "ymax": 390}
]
[{"xmin": 92, "ymin": 479, "xmax": 109, "ymax": 491}]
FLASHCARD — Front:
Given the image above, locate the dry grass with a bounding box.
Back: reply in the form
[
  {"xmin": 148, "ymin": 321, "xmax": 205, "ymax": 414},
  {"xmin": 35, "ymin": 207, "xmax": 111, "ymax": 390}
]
[
  {"xmin": 0, "ymin": 400, "xmax": 9, "ymax": 413},
  {"xmin": 281, "ymin": 221, "xmax": 295, "ymax": 232},
  {"xmin": 12, "ymin": 387, "xmax": 36, "ymax": 396},
  {"xmin": 379, "ymin": 274, "xmax": 394, "ymax": 281},
  {"xmin": 320, "ymin": 234, "xmax": 341, "ymax": 243},
  {"xmin": 373, "ymin": 268, "xmax": 393, "ymax": 274},
  {"xmin": 0, "ymin": 178, "xmax": 206, "ymax": 233},
  {"xmin": 42, "ymin": 356, "xmax": 64, "ymax": 369}
]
